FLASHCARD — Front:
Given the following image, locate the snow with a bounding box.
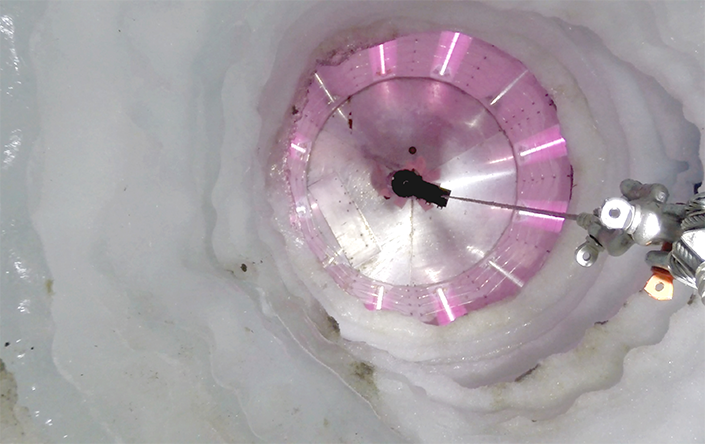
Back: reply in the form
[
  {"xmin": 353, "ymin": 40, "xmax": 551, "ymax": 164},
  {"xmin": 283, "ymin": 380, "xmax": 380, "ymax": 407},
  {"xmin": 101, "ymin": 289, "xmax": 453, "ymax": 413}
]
[{"xmin": 1, "ymin": 1, "xmax": 703, "ymax": 442}]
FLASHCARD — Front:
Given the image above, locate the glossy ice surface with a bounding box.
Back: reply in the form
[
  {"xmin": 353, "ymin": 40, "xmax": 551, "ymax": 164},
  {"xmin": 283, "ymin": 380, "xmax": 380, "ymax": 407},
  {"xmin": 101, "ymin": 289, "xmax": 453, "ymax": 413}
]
[
  {"xmin": 289, "ymin": 32, "xmax": 572, "ymax": 324},
  {"xmin": 1, "ymin": 2, "xmax": 703, "ymax": 443}
]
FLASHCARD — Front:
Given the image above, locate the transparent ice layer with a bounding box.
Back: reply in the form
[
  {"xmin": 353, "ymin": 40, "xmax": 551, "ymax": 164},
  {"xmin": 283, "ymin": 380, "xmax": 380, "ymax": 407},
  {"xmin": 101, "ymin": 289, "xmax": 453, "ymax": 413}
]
[{"xmin": 1, "ymin": 1, "xmax": 703, "ymax": 443}]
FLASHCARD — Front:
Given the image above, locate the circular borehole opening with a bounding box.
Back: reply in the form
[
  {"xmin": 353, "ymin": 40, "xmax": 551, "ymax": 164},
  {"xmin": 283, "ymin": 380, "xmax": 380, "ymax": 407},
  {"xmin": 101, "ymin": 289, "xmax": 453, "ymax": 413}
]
[
  {"xmin": 609, "ymin": 208, "xmax": 621, "ymax": 219},
  {"xmin": 287, "ymin": 31, "xmax": 573, "ymax": 325}
]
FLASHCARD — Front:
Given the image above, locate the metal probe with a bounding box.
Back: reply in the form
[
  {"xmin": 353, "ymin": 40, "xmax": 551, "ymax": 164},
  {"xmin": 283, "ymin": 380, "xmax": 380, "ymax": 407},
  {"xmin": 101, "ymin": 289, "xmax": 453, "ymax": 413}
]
[
  {"xmin": 390, "ymin": 169, "xmax": 580, "ymax": 220},
  {"xmin": 447, "ymin": 195, "xmax": 580, "ymax": 221}
]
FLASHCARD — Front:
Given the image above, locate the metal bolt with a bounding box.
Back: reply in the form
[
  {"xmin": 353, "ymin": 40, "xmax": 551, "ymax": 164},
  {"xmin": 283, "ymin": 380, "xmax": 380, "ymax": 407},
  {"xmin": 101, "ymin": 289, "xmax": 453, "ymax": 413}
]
[{"xmin": 600, "ymin": 197, "xmax": 634, "ymax": 230}]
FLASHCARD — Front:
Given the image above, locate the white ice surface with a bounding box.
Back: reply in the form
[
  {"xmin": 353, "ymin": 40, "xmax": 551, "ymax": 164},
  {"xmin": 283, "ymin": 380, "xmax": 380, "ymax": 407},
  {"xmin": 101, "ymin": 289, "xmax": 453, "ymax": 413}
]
[{"xmin": 1, "ymin": 1, "xmax": 703, "ymax": 443}]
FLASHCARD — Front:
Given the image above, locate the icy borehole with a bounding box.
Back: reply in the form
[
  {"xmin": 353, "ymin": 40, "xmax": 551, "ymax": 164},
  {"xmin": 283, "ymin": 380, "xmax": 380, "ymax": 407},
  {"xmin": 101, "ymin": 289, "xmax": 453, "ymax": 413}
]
[
  {"xmin": 241, "ymin": 0, "xmax": 700, "ymax": 422},
  {"xmin": 288, "ymin": 31, "xmax": 574, "ymax": 326},
  {"xmin": 1, "ymin": 1, "xmax": 703, "ymax": 442},
  {"xmin": 220, "ymin": 0, "xmax": 705, "ymax": 438}
]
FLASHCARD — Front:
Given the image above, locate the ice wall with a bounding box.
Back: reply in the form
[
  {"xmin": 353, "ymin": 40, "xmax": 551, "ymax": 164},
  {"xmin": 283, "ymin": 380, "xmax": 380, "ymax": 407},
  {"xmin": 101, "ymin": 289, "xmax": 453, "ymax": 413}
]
[{"xmin": 1, "ymin": 1, "xmax": 703, "ymax": 443}]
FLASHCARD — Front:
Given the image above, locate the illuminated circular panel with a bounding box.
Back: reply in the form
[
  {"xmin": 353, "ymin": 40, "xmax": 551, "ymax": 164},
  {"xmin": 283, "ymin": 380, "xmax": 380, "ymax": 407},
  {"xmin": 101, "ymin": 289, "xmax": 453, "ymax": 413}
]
[
  {"xmin": 308, "ymin": 78, "xmax": 516, "ymax": 286},
  {"xmin": 288, "ymin": 31, "xmax": 573, "ymax": 325}
]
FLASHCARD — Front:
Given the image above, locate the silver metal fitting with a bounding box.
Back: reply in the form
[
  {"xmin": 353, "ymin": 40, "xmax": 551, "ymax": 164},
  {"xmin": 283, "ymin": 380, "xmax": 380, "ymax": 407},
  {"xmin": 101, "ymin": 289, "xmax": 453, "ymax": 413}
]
[
  {"xmin": 598, "ymin": 192, "xmax": 681, "ymax": 247},
  {"xmin": 600, "ymin": 198, "xmax": 634, "ymax": 231},
  {"xmin": 575, "ymin": 239, "xmax": 601, "ymax": 267},
  {"xmin": 674, "ymin": 228, "xmax": 705, "ymax": 304},
  {"xmin": 577, "ymin": 180, "xmax": 684, "ymax": 268},
  {"xmin": 578, "ymin": 181, "xmax": 705, "ymax": 302},
  {"xmin": 681, "ymin": 229, "xmax": 705, "ymax": 259},
  {"xmin": 696, "ymin": 263, "xmax": 705, "ymax": 304}
]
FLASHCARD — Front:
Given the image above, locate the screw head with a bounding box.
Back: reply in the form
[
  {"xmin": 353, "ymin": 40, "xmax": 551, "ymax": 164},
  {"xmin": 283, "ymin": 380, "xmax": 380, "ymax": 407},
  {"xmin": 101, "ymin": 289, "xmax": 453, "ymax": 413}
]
[
  {"xmin": 600, "ymin": 198, "xmax": 634, "ymax": 230},
  {"xmin": 575, "ymin": 241, "xmax": 599, "ymax": 267}
]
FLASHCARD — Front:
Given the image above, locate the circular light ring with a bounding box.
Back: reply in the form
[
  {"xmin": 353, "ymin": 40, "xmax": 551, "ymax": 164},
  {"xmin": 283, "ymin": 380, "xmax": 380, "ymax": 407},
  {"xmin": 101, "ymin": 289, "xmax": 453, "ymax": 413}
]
[{"xmin": 288, "ymin": 31, "xmax": 573, "ymax": 325}]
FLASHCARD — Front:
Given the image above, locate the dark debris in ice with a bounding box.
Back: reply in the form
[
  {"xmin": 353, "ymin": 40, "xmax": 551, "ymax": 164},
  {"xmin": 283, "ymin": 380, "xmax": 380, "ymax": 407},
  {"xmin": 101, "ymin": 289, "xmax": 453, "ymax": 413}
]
[
  {"xmin": 326, "ymin": 315, "xmax": 340, "ymax": 336},
  {"xmin": 687, "ymin": 292, "xmax": 697, "ymax": 305},
  {"xmin": 515, "ymin": 364, "xmax": 540, "ymax": 383},
  {"xmin": 350, "ymin": 361, "xmax": 378, "ymax": 398}
]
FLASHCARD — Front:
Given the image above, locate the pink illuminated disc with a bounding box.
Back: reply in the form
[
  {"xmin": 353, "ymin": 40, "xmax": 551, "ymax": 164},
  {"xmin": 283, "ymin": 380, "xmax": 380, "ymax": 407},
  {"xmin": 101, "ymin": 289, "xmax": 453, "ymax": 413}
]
[{"xmin": 287, "ymin": 31, "xmax": 573, "ymax": 325}]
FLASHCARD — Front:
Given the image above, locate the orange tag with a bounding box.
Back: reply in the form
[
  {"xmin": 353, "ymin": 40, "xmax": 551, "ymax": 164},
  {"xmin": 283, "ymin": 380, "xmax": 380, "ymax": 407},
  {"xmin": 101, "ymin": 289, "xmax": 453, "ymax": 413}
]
[{"xmin": 644, "ymin": 269, "xmax": 674, "ymax": 301}]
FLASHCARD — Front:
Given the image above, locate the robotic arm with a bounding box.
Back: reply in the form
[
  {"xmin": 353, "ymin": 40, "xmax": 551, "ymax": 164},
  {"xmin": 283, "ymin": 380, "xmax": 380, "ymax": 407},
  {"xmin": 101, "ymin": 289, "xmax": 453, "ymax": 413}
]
[{"xmin": 575, "ymin": 179, "xmax": 705, "ymax": 304}]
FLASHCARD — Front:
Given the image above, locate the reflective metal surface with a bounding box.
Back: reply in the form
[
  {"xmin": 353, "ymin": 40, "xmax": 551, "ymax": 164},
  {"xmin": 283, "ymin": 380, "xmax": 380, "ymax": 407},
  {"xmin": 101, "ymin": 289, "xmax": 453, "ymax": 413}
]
[
  {"xmin": 308, "ymin": 78, "xmax": 515, "ymax": 285},
  {"xmin": 287, "ymin": 31, "xmax": 574, "ymax": 324}
]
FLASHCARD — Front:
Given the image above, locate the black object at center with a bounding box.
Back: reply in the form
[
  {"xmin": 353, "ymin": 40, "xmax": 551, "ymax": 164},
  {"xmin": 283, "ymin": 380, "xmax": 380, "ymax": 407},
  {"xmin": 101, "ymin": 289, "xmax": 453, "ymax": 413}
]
[{"xmin": 391, "ymin": 170, "xmax": 450, "ymax": 207}]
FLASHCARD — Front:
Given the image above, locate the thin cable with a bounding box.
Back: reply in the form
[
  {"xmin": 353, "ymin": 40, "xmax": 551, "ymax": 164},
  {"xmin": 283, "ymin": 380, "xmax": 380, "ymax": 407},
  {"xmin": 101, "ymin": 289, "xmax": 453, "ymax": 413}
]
[{"xmin": 448, "ymin": 195, "xmax": 580, "ymax": 221}]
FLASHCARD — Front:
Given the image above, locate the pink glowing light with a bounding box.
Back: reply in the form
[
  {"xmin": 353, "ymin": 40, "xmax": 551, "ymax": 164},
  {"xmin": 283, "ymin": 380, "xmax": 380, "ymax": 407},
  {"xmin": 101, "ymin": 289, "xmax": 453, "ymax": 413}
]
[
  {"xmin": 516, "ymin": 125, "xmax": 568, "ymax": 164},
  {"xmin": 435, "ymin": 288, "xmax": 468, "ymax": 326},
  {"xmin": 440, "ymin": 32, "xmax": 459, "ymax": 76},
  {"xmin": 288, "ymin": 31, "xmax": 573, "ymax": 326},
  {"xmin": 522, "ymin": 199, "xmax": 569, "ymax": 214},
  {"xmin": 520, "ymin": 137, "xmax": 566, "ymax": 157},
  {"xmin": 488, "ymin": 155, "xmax": 515, "ymax": 165},
  {"xmin": 369, "ymin": 41, "xmax": 397, "ymax": 78},
  {"xmin": 490, "ymin": 70, "xmax": 528, "ymax": 106},
  {"xmin": 375, "ymin": 286, "xmax": 384, "ymax": 310},
  {"xmin": 488, "ymin": 260, "xmax": 524, "ymax": 288},
  {"xmin": 433, "ymin": 32, "xmax": 472, "ymax": 79},
  {"xmin": 290, "ymin": 142, "xmax": 306, "ymax": 154}
]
